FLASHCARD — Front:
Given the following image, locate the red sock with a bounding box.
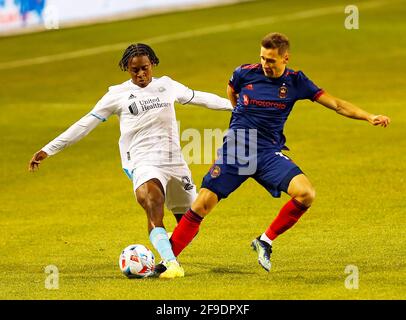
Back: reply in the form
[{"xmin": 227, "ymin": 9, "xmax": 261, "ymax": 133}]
[
  {"xmin": 170, "ymin": 209, "xmax": 203, "ymax": 257},
  {"xmin": 265, "ymin": 198, "xmax": 309, "ymax": 240}
]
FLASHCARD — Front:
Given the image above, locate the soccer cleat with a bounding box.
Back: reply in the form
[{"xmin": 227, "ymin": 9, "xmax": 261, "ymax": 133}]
[
  {"xmin": 251, "ymin": 237, "xmax": 272, "ymax": 272},
  {"xmin": 149, "ymin": 260, "xmax": 167, "ymax": 277},
  {"xmin": 159, "ymin": 260, "xmax": 185, "ymax": 279},
  {"xmin": 153, "ymin": 260, "xmax": 167, "ymax": 276}
]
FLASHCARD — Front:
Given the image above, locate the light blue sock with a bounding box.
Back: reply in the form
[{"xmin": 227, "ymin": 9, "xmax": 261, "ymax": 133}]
[{"xmin": 149, "ymin": 227, "xmax": 176, "ymax": 262}]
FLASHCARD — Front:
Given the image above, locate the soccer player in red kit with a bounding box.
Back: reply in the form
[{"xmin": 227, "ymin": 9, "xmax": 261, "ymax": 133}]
[{"xmin": 158, "ymin": 32, "xmax": 390, "ymax": 278}]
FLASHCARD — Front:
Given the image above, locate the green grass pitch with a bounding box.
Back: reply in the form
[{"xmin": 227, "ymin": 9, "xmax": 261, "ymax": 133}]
[{"xmin": 0, "ymin": 0, "xmax": 405, "ymax": 300}]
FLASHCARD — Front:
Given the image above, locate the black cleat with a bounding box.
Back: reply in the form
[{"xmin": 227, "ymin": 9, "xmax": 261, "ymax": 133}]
[{"xmin": 153, "ymin": 261, "xmax": 167, "ymax": 275}]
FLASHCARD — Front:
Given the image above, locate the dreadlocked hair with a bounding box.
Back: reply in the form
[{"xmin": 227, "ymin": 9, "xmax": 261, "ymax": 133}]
[{"xmin": 119, "ymin": 43, "xmax": 160, "ymax": 71}]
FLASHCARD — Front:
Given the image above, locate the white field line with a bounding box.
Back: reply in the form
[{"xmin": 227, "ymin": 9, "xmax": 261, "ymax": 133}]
[{"xmin": 0, "ymin": 1, "xmax": 389, "ymax": 70}]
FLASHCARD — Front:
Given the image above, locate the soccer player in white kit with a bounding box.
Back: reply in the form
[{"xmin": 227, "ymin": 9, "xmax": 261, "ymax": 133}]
[{"xmin": 28, "ymin": 44, "xmax": 233, "ymax": 278}]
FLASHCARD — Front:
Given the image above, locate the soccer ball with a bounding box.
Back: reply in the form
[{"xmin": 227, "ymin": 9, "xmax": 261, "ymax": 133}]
[{"xmin": 119, "ymin": 244, "xmax": 155, "ymax": 278}]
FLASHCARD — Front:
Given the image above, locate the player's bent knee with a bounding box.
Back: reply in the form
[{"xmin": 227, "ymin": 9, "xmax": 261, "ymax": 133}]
[
  {"xmin": 191, "ymin": 189, "xmax": 218, "ymax": 217},
  {"xmin": 191, "ymin": 202, "xmax": 209, "ymax": 217},
  {"xmin": 308, "ymin": 188, "xmax": 316, "ymax": 205},
  {"xmin": 299, "ymin": 187, "xmax": 316, "ymax": 207}
]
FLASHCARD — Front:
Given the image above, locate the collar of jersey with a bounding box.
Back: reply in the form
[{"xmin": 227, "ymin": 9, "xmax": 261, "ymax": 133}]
[
  {"xmin": 129, "ymin": 77, "xmax": 157, "ymax": 89},
  {"xmin": 262, "ymin": 68, "xmax": 289, "ymax": 83}
]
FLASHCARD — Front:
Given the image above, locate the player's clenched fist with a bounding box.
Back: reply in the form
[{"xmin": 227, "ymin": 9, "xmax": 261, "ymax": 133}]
[
  {"xmin": 369, "ymin": 115, "xmax": 391, "ymax": 127},
  {"xmin": 28, "ymin": 150, "xmax": 48, "ymax": 172}
]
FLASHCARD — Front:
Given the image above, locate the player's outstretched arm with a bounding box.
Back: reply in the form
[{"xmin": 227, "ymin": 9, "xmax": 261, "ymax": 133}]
[
  {"xmin": 316, "ymin": 92, "xmax": 390, "ymax": 127},
  {"xmin": 28, "ymin": 113, "xmax": 104, "ymax": 173},
  {"xmin": 186, "ymin": 90, "xmax": 234, "ymax": 111}
]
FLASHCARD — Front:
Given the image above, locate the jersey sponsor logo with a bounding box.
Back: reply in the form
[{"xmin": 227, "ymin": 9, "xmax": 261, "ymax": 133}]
[
  {"xmin": 210, "ymin": 165, "xmax": 221, "ymax": 178},
  {"xmin": 139, "ymin": 97, "xmax": 171, "ymax": 112},
  {"xmin": 128, "ymin": 102, "xmax": 139, "ymax": 115},
  {"xmin": 242, "ymin": 94, "xmax": 286, "ymax": 109},
  {"xmin": 245, "ymin": 84, "xmax": 254, "ymax": 90},
  {"xmin": 246, "ymin": 98, "xmax": 286, "ymax": 109},
  {"xmin": 128, "ymin": 97, "xmax": 171, "ymax": 115},
  {"xmin": 279, "ymin": 85, "xmax": 288, "ymax": 98}
]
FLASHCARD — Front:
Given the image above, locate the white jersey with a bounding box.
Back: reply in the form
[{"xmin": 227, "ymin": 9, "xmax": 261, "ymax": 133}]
[{"xmin": 42, "ymin": 76, "xmax": 233, "ymax": 171}]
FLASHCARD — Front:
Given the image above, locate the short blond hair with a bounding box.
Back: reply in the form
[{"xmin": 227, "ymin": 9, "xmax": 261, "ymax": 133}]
[{"xmin": 261, "ymin": 32, "xmax": 290, "ymax": 55}]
